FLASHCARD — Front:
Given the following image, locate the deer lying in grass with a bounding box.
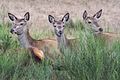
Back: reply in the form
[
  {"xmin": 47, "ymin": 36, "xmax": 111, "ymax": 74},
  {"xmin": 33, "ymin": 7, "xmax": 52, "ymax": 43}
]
[
  {"xmin": 8, "ymin": 12, "xmax": 60, "ymax": 61},
  {"xmin": 82, "ymin": 9, "xmax": 120, "ymax": 42},
  {"xmin": 48, "ymin": 13, "xmax": 78, "ymax": 52}
]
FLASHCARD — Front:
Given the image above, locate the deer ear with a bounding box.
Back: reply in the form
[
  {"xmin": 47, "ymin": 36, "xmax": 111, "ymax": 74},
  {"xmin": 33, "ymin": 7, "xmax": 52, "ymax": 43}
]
[
  {"xmin": 62, "ymin": 13, "xmax": 69, "ymax": 23},
  {"xmin": 83, "ymin": 10, "xmax": 87, "ymax": 20},
  {"xmin": 8, "ymin": 13, "xmax": 17, "ymax": 21},
  {"xmin": 48, "ymin": 15, "xmax": 55, "ymax": 23},
  {"xmin": 24, "ymin": 12, "xmax": 30, "ymax": 21},
  {"xmin": 93, "ymin": 9, "xmax": 102, "ymax": 19}
]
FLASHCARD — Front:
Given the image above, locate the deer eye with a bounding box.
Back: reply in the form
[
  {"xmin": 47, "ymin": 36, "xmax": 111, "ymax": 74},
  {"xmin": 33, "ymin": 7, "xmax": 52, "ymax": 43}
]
[
  {"xmin": 88, "ymin": 21, "xmax": 91, "ymax": 24},
  {"xmin": 54, "ymin": 26, "xmax": 56, "ymax": 27},
  {"xmin": 20, "ymin": 23, "xmax": 24, "ymax": 25}
]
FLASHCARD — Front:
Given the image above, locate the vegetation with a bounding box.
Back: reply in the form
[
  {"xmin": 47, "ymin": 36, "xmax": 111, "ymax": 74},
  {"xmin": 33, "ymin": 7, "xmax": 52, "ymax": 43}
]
[{"xmin": 0, "ymin": 21, "xmax": 120, "ymax": 80}]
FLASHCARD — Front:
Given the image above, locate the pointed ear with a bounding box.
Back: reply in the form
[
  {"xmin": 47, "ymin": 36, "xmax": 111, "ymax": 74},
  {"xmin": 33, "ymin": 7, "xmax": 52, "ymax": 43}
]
[
  {"xmin": 48, "ymin": 15, "xmax": 55, "ymax": 23},
  {"xmin": 8, "ymin": 13, "xmax": 17, "ymax": 21},
  {"xmin": 83, "ymin": 10, "xmax": 87, "ymax": 20},
  {"xmin": 62, "ymin": 13, "xmax": 69, "ymax": 23},
  {"xmin": 24, "ymin": 12, "xmax": 30, "ymax": 21},
  {"xmin": 93, "ymin": 9, "xmax": 102, "ymax": 19}
]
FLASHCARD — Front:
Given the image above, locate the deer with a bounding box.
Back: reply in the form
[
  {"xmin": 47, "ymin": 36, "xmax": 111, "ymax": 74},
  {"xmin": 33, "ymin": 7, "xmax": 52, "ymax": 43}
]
[
  {"xmin": 82, "ymin": 9, "xmax": 120, "ymax": 43},
  {"xmin": 8, "ymin": 12, "xmax": 61, "ymax": 62},
  {"xmin": 48, "ymin": 13, "xmax": 79, "ymax": 52}
]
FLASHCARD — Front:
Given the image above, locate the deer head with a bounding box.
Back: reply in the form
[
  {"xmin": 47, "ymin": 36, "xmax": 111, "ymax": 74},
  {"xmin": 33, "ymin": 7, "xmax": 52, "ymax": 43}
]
[
  {"xmin": 8, "ymin": 12, "xmax": 30, "ymax": 35},
  {"xmin": 48, "ymin": 13, "xmax": 69, "ymax": 37},
  {"xmin": 83, "ymin": 9, "xmax": 103, "ymax": 34}
]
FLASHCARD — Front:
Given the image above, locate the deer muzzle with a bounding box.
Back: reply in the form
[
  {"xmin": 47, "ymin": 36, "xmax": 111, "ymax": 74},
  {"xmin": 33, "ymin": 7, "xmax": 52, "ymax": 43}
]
[{"xmin": 10, "ymin": 29, "xmax": 14, "ymax": 34}]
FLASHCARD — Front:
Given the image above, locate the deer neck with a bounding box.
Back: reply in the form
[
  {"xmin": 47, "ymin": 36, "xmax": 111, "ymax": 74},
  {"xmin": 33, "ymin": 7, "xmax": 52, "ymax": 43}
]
[
  {"xmin": 56, "ymin": 33, "xmax": 68, "ymax": 49},
  {"xmin": 17, "ymin": 29, "xmax": 33, "ymax": 48}
]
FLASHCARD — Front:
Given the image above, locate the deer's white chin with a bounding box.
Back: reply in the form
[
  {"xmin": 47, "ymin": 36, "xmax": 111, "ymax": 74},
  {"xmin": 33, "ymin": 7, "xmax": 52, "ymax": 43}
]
[
  {"xmin": 55, "ymin": 31, "xmax": 62, "ymax": 37},
  {"xmin": 56, "ymin": 33, "xmax": 62, "ymax": 37},
  {"xmin": 94, "ymin": 31, "xmax": 102, "ymax": 34},
  {"xmin": 14, "ymin": 31, "xmax": 23, "ymax": 35}
]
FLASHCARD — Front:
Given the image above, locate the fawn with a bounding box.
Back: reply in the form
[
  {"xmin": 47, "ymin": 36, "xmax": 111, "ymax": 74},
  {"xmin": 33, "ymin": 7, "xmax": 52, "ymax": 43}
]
[
  {"xmin": 8, "ymin": 12, "xmax": 60, "ymax": 61},
  {"xmin": 83, "ymin": 9, "xmax": 119, "ymax": 42},
  {"xmin": 48, "ymin": 13, "xmax": 78, "ymax": 52}
]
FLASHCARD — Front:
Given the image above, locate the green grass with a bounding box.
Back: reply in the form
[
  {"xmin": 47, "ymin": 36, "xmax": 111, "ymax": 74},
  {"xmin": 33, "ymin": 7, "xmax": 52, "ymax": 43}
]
[{"xmin": 0, "ymin": 22, "xmax": 120, "ymax": 80}]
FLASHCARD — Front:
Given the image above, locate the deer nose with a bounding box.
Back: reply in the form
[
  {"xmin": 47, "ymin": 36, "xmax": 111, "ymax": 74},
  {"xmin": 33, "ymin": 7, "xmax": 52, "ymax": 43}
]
[
  {"xmin": 99, "ymin": 28, "xmax": 103, "ymax": 32},
  {"xmin": 59, "ymin": 31, "xmax": 62, "ymax": 35},
  {"xmin": 10, "ymin": 29, "xmax": 14, "ymax": 34}
]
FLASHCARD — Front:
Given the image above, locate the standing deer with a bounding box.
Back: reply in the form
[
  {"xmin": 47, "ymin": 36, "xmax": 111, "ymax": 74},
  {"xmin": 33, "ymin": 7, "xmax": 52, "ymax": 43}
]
[
  {"xmin": 8, "ymin": 12, "xmax": 60, "ymax": 61},
  {"xmin": 82, "ymin": 9, "xmax": 119, "ymax": 42},
  {"xmin": 48, "ymin": 13, "xmax": 78, "ymax": 52}
]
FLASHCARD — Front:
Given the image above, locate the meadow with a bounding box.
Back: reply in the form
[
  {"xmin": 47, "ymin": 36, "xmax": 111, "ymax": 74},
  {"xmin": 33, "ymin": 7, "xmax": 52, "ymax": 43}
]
[{"xmin": 0, "ymin": 21, "xmax": 120, "ymax": 80}]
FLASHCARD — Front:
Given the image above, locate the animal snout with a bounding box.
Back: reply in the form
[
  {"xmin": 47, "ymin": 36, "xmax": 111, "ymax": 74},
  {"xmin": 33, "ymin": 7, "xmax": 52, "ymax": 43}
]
[
  {"xmin": 59, "ymin": 31, "xmax": 62, "ymax": 35},
  {"xmin": 99, "ymin": 28, "xmax": 103, "ymax": 32},
  {"xmin": 10, "ymin": 29, "xmax": 14, "ymax": 34}
]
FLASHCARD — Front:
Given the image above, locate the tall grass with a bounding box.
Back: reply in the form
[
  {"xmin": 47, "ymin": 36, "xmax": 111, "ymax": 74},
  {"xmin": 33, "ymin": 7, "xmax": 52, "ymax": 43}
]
[{"xmin": 0, "ymin": 22, "xmax": 120, "ymax": 80}]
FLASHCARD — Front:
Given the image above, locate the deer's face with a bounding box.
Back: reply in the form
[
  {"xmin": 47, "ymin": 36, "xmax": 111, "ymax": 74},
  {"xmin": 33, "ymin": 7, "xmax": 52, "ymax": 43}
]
[
  {"xmin": 8, "ymin": 12, "xmax": 30, "ymax": 35},
  {"xmin": 83, "ymin": 9, "xmax": 103, "ymax": 34},
  {"xmin": 48, "ymin": 13, "xmax": 69, "ymax": 37},
  {"xmin": 52, "ymin": 21, "xmax": 65, "ymax": 37}
]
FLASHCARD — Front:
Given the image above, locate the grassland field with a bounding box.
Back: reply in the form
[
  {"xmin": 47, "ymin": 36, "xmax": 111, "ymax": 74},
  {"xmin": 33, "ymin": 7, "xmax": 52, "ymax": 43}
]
[{"xmin": 0, "ymin": 0, "xmax": 120, "ymax": 80}]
